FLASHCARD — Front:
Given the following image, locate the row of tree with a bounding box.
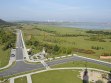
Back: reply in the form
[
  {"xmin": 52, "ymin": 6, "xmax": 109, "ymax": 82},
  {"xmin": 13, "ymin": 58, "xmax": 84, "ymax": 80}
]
[
  {"xmin": 91, "ymin": 46, "xmax": 104, "ymax": 50},
  {"xmin": 86, "ymin": 30, "xmax": 111, "ymax": 35},
  {"xmin": 73, "ymin": 48, "xmax": 95, "ymax": 54}
]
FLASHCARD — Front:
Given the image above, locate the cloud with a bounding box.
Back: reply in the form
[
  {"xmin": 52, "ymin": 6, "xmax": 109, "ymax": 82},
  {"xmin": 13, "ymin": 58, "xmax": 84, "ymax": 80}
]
[
  {"xmin": 29, "ymin": 0, "xmax": 80, "ymax": 10},
  {"xmin": 21, "ymin": 7, "xmax": 32, "ymax": 11}
]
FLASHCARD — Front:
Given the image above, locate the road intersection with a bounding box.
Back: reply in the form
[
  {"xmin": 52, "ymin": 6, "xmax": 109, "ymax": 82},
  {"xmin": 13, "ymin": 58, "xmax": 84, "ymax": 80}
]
[{"xmin": 0, "ymin": 29, "xmax": 111, "ymax": 78}]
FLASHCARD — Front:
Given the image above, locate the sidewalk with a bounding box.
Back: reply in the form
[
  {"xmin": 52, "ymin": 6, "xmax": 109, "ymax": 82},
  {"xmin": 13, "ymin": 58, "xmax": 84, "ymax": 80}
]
[
  {"xmin": 10, "ymin": 78, "xmax": 14, "ymax": 83},
  {"xmin": 20, "ymin": 30, "xmax": 29, "ymax": 60},
  {"xmin": 26, "ymin": 74, "xmax": 32, "ymax": 83}
]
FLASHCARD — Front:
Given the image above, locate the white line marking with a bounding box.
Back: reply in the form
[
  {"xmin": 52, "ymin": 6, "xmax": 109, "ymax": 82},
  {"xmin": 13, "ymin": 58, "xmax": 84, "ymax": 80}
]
[{"xmin": 16, "ymin": 59, "xmax": 23, "ymax": 62}]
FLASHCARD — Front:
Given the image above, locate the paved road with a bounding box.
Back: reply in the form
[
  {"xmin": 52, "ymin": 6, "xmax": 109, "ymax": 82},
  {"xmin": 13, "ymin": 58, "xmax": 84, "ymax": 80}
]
[{"xmin": 0, "ymin": 30, "xmax": 111, "ymax": 77}]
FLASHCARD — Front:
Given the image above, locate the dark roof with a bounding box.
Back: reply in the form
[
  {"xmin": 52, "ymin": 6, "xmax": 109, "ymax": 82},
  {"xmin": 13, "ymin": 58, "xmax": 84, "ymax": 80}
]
[{"xmin": 10, "ymin": 54, "xmax": 15, "ymax": 57}]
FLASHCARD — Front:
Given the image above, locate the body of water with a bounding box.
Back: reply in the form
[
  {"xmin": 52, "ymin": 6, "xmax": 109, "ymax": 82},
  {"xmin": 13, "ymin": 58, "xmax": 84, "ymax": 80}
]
[{"xmin": 59, "ymin": 25, "xmax": 111, "ymax": 30}]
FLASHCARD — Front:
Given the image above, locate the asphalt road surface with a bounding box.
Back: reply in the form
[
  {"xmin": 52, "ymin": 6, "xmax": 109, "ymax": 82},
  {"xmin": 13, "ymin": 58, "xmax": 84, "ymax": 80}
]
[{"xmin": 0, "ymin": 30, "xmax": 111, "ymax": 77}]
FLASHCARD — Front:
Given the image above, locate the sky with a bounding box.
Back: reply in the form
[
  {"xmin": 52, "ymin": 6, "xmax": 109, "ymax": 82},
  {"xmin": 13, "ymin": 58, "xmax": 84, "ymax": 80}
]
[{"xmin": 0, "ymin": 0, "xmax": 111, "ymax": 22}]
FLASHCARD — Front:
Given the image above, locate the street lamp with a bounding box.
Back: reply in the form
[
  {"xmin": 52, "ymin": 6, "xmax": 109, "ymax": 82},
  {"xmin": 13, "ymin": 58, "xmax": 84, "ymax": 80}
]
[{"xmin": 85, "ymin": 60, "xmax": 87, "ymax": 69}]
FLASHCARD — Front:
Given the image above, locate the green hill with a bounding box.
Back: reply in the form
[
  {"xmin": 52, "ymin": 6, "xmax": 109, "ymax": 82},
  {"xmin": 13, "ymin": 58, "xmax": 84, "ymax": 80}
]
[{"xmin": 0, "ymin": 19, "xmax": 16, "ymax": 28}]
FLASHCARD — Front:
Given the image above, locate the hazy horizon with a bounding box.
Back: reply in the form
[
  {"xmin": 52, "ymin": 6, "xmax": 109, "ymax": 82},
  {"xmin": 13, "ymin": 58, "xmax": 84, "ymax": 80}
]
[{"xmin": 0, "ymin": 0, "xmax": 111, "ymax": 22}]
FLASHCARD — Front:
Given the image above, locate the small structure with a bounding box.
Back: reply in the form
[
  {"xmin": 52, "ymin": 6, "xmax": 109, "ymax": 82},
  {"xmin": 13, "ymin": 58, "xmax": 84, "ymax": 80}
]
[{"xmin": 42, "ymin": 47, "xmax": 45, "ymax": 53}]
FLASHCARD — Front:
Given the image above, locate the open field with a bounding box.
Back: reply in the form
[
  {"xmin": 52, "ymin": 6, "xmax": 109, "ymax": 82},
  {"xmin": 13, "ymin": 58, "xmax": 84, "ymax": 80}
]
[
  {"xmin": 6, "ymin": 24, "xmax": 111, "ymax": 63},
  {"xmin": 14, "ymin": 76, "xmax": 27, "ymax": 83},
  {"xmin": 50, "ymin": 61, "xmax": 111, "ymax": 72},
  {"xmin": 31, "ymin": 69, "xmax": 83, "ymax": 83}
]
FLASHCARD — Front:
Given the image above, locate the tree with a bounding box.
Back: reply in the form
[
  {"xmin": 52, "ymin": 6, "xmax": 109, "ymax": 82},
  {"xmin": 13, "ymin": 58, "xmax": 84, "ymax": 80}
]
[
  {"xmin": 33, "ymin": 41, "xmax": 39, "ymax": 49},
  {"xmin": 53, "ymin": 44, "xmax": 59, "ymax": 51},
  {"xmin": 61, "ymin": 47, "xmax": 66, "ymax": 54},
  {"xmin": 97, "ymin": 47, "xmax": 99, "ymax": 50},
  {"xmin": 67, "ymin": 48, "xmax": 72, "ymax": 54}
]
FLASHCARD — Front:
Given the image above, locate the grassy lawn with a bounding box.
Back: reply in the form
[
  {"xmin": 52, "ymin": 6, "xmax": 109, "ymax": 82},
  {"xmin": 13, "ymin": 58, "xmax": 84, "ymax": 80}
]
[
  {"xmin": 51, "ymin": 61, "xmax": 111, "ymax": 72},
  {"xmin": 14, "ymin": 76, "xmax": 27, "ymax": 83},
  {"xmin": 0, "ymin": 47, "xmax": 11, "ymax": 68},
  {"xmin": 0, "ymin": 62, "xmax": 15, "ymax": 72},
  {"xmin": 1, "ymin": 80, "xmax": 9, "ymax": 83},
  {"xmin": 31, "ymin": 69, "xmax": 94, "ymax": 83}
]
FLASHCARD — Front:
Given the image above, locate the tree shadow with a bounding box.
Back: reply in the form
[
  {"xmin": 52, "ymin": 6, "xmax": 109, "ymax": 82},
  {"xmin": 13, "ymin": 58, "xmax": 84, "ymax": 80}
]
[{"xmin": 107, "ymin": 73, "xmax": 111, "ymax": 83}]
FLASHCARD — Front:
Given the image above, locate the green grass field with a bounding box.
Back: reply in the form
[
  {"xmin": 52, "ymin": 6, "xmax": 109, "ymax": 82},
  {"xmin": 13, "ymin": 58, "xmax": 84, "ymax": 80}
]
[
  {"xmin": 14, "ymin": 76, "xmax": 27, "ymax": 83},
  {"xmin": 51, "ymin": 61, "xmax": 111, "ymax": 72},
  {"xmin": 0, "ymin": 47, "xmax": 11, "ymax": 68},
  {"xmin": 31, "ymin": 69, "xmax": 94, "ymax": 83},
  {"xmin": 31, "ymin": 69, "xmax": 83, "ymax": 83},
  {"xmin": 21, "ymin": 25, "xmax": 111, "ymax": 54}
]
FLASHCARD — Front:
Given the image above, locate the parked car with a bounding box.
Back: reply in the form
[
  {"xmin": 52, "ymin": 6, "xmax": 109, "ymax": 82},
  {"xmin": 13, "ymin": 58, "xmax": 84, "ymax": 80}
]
[{"xmin": 10, "ymin": 54, "xmax": 15, "ymax": 57}]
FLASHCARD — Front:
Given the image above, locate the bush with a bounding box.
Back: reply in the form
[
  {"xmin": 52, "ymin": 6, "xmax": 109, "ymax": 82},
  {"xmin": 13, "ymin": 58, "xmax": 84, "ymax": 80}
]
[
  {"xmin": 66, "ymin": 48, "xmax": 72, "ymax": 54},
  {"xmin": 25, "ymin": 40, "xmax": 32, "ymax": 45},
  {"xmin": 28, "ymin": 51, "xmax": 32, "ymax": 55},
  {"xmin": 0, "ymin": 76, "xmax": 4, "ymax": 81}
]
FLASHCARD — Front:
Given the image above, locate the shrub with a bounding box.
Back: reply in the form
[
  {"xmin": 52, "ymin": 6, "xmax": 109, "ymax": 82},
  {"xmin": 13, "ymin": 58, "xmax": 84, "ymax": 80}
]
[
  {"xmin": 25, "ymin": 40, "xmax": 32, "ymax": 45},
  {"xmin": 0, "ymin": 76, "xmax": 4, "ymax": 81}
]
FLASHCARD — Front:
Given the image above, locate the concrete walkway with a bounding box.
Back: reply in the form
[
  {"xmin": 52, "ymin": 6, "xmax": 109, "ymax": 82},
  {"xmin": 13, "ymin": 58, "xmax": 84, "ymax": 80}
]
[
  {"xmin": 26, "ymin": 74, "xmax": 32, "ymax": 83},
  {"xmin": 10, "ymin": 78, "xmax": 14, "ymax": 83}
]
